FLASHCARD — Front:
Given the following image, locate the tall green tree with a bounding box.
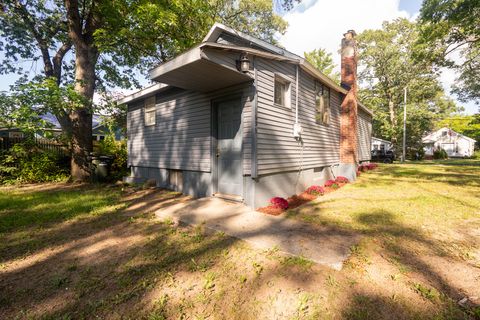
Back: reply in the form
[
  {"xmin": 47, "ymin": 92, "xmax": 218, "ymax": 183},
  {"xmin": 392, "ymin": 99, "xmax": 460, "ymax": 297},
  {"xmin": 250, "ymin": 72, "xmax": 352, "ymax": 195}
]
[
  {"xmin": 357, "ymin": 18, "xmax": 459, "ymax": 153},
  {"xmin": 304, "ymin": 48, "xmax": 340, "ymax": 83},
  {"xmin": 437, "ymin": 114, "xmax": 480, "ymax": 146},
  {"xmin": 419, "ymin": 0, "xmax": 480, "ymax": 104},
  {"xmin": 0, "ymin": 0, "xmax": 289, "ymax": 181}
]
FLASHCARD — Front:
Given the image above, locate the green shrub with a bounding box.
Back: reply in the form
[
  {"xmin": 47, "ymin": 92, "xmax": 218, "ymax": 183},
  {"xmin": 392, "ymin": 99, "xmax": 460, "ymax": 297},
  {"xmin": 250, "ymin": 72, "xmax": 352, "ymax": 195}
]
[
  {"xmin": 0, "ymin": 142, "xmax": 69, "ymax": 184},
  {"xmin": 433, "ymin": 148, "xmax": 448, "ymax": 160},
  {"xmin": 97, "ymin": 135, "xmax": 128, "ymax": 180},
  {"xmin": 407, "ymin": 148, "xmax": 425, "ymax": 160}
]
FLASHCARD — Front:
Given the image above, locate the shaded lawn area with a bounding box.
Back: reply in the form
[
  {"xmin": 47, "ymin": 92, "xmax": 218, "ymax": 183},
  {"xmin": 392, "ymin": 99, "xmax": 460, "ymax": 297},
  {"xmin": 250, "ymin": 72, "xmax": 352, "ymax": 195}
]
[{"xmin": 0, "ymin": 161, "xmax": 479, "ymax": 319}]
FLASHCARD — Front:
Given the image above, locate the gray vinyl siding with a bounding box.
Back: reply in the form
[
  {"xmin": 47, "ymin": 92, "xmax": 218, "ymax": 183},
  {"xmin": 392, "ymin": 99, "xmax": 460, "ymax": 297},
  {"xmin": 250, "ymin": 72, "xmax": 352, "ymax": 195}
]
[
  {"xmin": 127, "ymin": 83, "xmax": 253, "ymax": 174},
  {"xmin": 357, "ymin": 109, "xmax": 372, "ymax": 161},
  {"xmin": 255, "ymin": 58, "xmax": 341, "ymax": 175}
]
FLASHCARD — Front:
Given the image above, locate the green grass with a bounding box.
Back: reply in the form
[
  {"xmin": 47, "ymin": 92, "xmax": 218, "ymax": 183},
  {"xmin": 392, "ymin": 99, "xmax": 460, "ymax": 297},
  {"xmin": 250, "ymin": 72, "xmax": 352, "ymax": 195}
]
[
  {"xmin": 0, "ymin": 162, "xmax": 479, "ymax": 319},
  {"xmin": 0, "ymin": 184, "xmax": 124, "ymax": 233},
  {"xmin": 290, "ymin": 160, "xmax": 480, "ymax": 236},
  {"xmin": 0, "ymin": 184, "xmax": 126, "ymax": 264}
]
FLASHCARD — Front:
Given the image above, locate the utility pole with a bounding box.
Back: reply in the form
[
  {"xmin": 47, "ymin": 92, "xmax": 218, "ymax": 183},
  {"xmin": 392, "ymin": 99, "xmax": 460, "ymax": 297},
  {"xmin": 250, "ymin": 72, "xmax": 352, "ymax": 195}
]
[{"xmin": 402, "ymin": 87, "xmax": 407, "ymax": 162}]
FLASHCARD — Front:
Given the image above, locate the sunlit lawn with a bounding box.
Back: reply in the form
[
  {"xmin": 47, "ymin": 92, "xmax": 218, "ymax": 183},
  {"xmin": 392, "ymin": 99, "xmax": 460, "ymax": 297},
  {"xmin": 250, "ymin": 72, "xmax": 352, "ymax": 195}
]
[{"xmin": 0, "ymin": 162, "xmax": 479, "ymax": 319}]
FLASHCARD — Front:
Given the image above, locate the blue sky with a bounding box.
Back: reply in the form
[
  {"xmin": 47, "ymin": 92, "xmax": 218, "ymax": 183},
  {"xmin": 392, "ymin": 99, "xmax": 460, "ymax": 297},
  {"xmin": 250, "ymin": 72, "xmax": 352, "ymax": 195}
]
[
  {"xmin": 279, "ymin": 0, "xmax": 478, "ymax": 115},
  {"xmin": 0, "ymin": 0, "xmax": 477, "ymax": 114},
  {"xmin": 399, "ymin": 0, "xmax": 423, "ymax": 14}
]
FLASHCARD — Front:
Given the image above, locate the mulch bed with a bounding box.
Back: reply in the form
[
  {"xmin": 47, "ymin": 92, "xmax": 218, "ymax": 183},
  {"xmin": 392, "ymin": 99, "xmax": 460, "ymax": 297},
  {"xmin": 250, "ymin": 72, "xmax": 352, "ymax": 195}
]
[
  {"xmin": 257, "ymin": 178, "xmax": 354, "ymax": 216},
  {"xmin": 257, "ymin": 191, "xmax": 321, "ymax": 216}
]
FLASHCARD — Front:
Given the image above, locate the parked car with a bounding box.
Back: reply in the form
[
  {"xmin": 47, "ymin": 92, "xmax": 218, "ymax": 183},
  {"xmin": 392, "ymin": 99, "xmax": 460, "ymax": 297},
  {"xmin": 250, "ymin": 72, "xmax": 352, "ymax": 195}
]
[{"xmin": 371, "ymin": 149, "xmax": 395, "ymax": 163}]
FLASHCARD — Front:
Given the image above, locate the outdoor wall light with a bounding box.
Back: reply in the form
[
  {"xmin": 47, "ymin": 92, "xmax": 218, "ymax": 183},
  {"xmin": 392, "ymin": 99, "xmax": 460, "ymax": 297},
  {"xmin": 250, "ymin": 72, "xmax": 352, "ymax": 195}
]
[{"xmin": 238, "ymin": 52, "xmax": 250, "ymax": 73}]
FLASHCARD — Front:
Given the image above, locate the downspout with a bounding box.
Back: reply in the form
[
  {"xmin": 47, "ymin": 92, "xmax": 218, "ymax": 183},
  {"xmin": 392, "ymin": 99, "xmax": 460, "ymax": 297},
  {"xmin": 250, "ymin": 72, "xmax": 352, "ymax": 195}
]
[
  {"xmin": 294, "ymin": 64, "xmax": 304, "ymax": 183},
  {"xmin": 293, "ymin": 64, "xmax": 302, "ymax": 139},
  {"xmin": 251, "ymin": 56, "xmax": 258, "ymax": 179},
  {"xmin": 295, "ymin": 64, "xmax": 299, "ymax": 125}
]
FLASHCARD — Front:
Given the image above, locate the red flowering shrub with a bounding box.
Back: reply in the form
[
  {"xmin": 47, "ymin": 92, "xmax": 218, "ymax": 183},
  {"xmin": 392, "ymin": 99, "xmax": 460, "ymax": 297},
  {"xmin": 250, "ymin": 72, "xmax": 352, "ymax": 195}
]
[
  {"xmin": 306, "ymin": 185, "xmax": 325, "ymax": 196},
  {"xmin": 324, "ymin": 179, "xmax": 339, "ymax": 189},
  {"xmin": 359, "ymin": 163, "xmax": 378, "ymax": 172},
  {"xmin": 335, "ymin": 176, "xmax": 349, "ymax": 183},
  {"xmin": 270, "ymin": 197, "xmax": 289, "ymax": 210}
]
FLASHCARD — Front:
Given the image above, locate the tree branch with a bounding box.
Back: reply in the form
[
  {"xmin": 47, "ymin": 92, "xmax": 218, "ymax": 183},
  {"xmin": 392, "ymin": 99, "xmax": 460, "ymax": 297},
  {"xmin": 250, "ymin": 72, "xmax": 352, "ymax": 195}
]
[
  {"xmin": 64, "ymin": 0, "xmax": 82, "ymax": 43},
  {"xmin": 13, "ymin": 0, "xmax": 55, "ymax": 77},
  {"xmin": 52, "ymin": 41, "xmax": 72, "ymax": 83}
]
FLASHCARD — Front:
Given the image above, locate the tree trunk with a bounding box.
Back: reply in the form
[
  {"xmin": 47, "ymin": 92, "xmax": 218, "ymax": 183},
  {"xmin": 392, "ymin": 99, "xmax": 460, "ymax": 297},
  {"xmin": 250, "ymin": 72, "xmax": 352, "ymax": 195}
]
[
  {"xmin": 70, "ymin": 42, "xmax": 97, "ymax": 181},
  {"xmin": 388, "ymin": 99, "xmax": 396, "ymax": 128}
]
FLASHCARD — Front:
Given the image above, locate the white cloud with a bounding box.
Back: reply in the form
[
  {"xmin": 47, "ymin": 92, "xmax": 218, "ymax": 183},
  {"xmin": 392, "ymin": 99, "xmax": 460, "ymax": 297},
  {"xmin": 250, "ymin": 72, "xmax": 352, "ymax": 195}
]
[
  {"xmin": 280, "ymin": 0, "xmax": 410, "ymax": 72},
  {"xmin": 279, "ymin": 0, "xmax": 477, "ymax": 114}
]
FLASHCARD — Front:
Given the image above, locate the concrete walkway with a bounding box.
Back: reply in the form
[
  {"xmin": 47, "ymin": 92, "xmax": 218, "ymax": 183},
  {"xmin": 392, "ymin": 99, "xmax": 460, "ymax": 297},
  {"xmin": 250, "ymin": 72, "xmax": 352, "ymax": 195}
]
[{"xmin": 155, "ymin": 197, "xmax": 360, "ymax": 270}]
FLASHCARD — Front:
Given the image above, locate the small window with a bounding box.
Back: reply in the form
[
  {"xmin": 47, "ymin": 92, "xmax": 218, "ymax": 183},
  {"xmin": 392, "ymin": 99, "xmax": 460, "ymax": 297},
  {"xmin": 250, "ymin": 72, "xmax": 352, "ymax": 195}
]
[
  {"xmin": 442, "ymin": 131, "xmax": 447, "ymax": 136},
  {"xmin": 274, "ymin": 76, "xmax": 291, "ymax": 109},
  {"xmin": 315, "ymin": 81, "xmax": 330, "ymax": 125},
  {"xmin": 144, "ymin": 96, "xmax": 156, "ymax": 126}
]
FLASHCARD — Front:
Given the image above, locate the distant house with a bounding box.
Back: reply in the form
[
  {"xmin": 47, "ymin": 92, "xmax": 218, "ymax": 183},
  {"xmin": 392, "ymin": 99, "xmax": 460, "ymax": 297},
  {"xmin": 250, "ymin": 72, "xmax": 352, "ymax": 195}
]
[
  {"xmin": 0, "ymin": 128, "xmax": 27, "ymax": 139},
  {"xmin": 371, "ymin": 137, "xmax": 392, "ymax": 152},
  {"xmin": 0, "ymin": 126, "xmax": 62, "ymax": 139},
  {"xmin": 119, "ymin": 24, "xmax": 372, "ymax": 208},
  {"xmin": 92, "ymin": 122, "xmax": 124, "ymax": 141},
  {"xmin": 423, "ymin": 127, "xmax": 476, "ymax": 158},
  {"xmin": 1, "ymin": 114, "xmax": 123, "ymax": 142}
]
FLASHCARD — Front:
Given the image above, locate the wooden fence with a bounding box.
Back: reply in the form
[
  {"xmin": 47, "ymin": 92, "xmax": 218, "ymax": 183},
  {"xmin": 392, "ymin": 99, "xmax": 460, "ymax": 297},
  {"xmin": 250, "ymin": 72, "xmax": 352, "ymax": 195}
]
[{"xmin": 0, "ymin": 137, "xmax": 69, "ymax": 157}]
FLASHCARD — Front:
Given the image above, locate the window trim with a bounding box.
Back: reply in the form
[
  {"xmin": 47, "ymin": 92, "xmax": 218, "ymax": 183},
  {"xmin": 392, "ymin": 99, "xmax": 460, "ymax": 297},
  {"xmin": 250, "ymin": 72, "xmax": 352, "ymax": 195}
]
[
  {"xmin": 314, "ymin": 81, "xmax": 330, "ymax": 125},
  {"xmin": 144, "ymin": 96, "xmax": 156, "ymax": 126},
  {"xmin": 273, "ymin": 75, "xmax": 291, "ymax": 109}
]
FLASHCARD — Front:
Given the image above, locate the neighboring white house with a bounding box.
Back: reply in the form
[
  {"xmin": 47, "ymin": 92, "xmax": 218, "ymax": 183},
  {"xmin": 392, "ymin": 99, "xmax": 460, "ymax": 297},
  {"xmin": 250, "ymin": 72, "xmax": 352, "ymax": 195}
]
[
  {"xmin": 371, "ymin": 137, "xmax": 393, "ymax": 152},
  {"xmin": 422, "ymin": 127, "xmax": 476, "ymax": 158}
]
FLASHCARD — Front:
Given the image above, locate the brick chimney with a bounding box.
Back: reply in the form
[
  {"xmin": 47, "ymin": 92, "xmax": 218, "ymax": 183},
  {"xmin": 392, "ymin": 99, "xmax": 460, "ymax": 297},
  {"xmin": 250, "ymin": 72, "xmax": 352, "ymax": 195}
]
[{"xmin": 338, "ymin": 30, "xmax": 359, "ymax": 181}]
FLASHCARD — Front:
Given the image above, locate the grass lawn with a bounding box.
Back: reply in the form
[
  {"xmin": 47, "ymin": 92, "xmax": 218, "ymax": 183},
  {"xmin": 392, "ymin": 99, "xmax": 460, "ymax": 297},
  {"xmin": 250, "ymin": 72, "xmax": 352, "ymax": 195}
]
[{"xmin": 0, "ymin": 161, "xmax": 479, "ymax": 319}]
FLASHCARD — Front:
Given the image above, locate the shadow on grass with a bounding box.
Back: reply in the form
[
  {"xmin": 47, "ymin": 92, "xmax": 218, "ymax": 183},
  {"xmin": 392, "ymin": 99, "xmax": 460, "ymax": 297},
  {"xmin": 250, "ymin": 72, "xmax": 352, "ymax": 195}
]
[
  {"xmin": 364, "ymin": 164, "xmax": 480, "ymax": 188},
  {"xmin": 287, "ymin": 197, "xmax": 478, "ymax": 318},
  {"xmin": 0, "ymin": 186, "xmax": 240, "ymax": 318},
  {"xmin": 0, "ymin": 183, "xmax": 478, "ymax": 319}
]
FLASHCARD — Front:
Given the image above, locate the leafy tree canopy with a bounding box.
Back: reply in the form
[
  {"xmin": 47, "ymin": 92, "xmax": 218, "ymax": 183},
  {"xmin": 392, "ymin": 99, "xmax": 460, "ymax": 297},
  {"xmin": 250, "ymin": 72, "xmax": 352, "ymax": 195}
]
[
  {"xmin": 437, "ymin": 114, "xmax": 480, "ymax": 145},
  {"xmin": 304, "ymin": 48, "xmax": 340, "ymax": 83},
  {"xmin": 357, "ymin": 18, "xmax": 460, "ymax": 153},
  {"xmin": 0, "ymin": 0, "xmax": 291, "ymax": 180},
  {"xmin": 419, "ymin": 0, "xmax": 480, "ymax": 103}
]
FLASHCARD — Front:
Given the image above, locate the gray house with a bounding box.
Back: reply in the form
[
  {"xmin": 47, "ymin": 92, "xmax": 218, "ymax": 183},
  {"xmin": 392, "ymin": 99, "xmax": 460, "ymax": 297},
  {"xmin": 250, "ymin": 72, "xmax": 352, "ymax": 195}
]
[{"xmin": 119, "ymin": 24, "xmax": 372, "ymax": 208}]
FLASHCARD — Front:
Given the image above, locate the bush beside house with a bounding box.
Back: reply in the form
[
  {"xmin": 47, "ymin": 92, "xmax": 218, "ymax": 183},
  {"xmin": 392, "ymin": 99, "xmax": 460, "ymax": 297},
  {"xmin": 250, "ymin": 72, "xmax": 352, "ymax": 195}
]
[{"xmin": 0, "ymin": 142, "xmax": 69, "ymax": 184}]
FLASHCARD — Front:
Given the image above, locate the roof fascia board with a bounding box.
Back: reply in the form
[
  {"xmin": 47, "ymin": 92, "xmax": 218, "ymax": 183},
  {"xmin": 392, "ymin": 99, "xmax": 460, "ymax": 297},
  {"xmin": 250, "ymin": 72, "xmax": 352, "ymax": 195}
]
[
  {"xmin": 117, "ymin": 83, "xmax": 168, "ymax": 105},
  {"xmin": 203, "ymin": 23, "xmax": 300, "ymax": 60}
]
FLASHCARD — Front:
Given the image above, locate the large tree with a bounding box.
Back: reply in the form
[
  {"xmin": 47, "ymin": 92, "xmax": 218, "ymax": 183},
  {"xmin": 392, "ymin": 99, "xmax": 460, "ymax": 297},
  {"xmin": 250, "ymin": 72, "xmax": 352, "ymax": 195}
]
[
  {"xmin": 357, "ymin": 18, "xmax": 459, "ymax": 153},
  {"xmin": 0, "ymin": 0, "xmax": 289, "ymax": 181},
  {"xmin": 419, "ymin": 0, "xmax": 480, "ymax": 104},
  {"xmin": 304, "ymin": 48, "xmax": 340, "ymax": 83}
]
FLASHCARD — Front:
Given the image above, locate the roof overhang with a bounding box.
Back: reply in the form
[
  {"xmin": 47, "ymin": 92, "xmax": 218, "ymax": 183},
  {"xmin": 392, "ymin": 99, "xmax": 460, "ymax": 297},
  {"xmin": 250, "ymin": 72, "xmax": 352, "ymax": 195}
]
[
  {"xmin": 148, "ymin": 44, "xmax": 252, "ymax": 93},
  {"xmin": 203, "ymin": 23, "xmax": 300, "ymax": 60},
  {"xmin": 117, "ymin": 83, "xmax": 169, "ymax": 105},
  {"xmin": 372, "ymin": 137, "xmax": 392, "ymax": 144}
]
